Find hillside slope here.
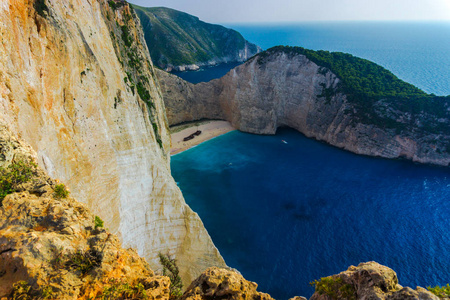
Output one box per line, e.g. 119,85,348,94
157,46,450,166
0,0,225,285
0,123,171,299
133,6,261,71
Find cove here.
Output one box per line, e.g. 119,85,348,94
171,128,450,299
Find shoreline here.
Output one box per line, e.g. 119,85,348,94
170,120,236,155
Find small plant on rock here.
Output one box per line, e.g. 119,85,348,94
53,183,69,199
427,284,450,297
95,215,104,229
65,249,102,276
100,279,148,300
310,276,356,300
0,161,35,203
11,281,32,300
158,253,183,299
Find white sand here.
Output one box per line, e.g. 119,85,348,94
170,120,235,155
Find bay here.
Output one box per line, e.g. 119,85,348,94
171,128,450,299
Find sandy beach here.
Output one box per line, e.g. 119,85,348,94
170,120,235,155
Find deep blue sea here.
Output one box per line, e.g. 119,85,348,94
172,129,450,299
177,22,450,96
171,22,450,299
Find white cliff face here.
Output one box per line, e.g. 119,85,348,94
159,51,450,166
0,0,225,285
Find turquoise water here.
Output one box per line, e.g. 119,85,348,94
171,129,450,299
171,22,450,298
177,22,450,96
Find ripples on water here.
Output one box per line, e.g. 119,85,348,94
171,129,450,299
171,22,450,299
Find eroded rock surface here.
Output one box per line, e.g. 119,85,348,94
182,267,274,300
0,124,170,299
0,0,225,285
158,50,450,166
310,262,441,300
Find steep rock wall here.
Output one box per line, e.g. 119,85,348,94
0,0,225,284
0,123,170,299
159,52,450,166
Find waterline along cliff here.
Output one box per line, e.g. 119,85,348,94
158,46,450,166
0,0,225,285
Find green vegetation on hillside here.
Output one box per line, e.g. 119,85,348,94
257,46,450,133
158,253,183,299
105,1,164,149
310,276,356,300
428,284,450,297
0,161,36,204
132,6,259,69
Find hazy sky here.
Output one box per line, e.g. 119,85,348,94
128,0,450,23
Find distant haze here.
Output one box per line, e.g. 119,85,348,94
128,0,450,23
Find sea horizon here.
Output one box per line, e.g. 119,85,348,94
176,21,450,96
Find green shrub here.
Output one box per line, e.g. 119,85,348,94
137,82,151,102
54,183,69,199
40,286,54,300
427,284,450,297
11,281,32,300
310,276,356,300
108,0,117,10
100,279,148,300
66,249,102,276
156,138,163,149
158,253,183,299
121,25,132,47
95,216,104,229
0,161,35,203
10,281,53,300
256,46,450,132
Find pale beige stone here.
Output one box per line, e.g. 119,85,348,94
0,0,225,286
159,52,450,166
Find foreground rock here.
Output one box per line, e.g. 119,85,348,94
0,0,225,285
182,267,274,300
158,49,450,167
310,262,440,300
0,124,169,299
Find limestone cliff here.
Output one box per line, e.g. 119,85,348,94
133,6,261,72
0,123,170,299
0,0,225,285
158,49,450,166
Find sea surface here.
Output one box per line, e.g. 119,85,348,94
172,129,450,299
172,62,241,84
171,22,450,299
176,22,450,96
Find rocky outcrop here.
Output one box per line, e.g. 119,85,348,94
0,124,170,299
134,6,261,71
310,262,440,300
181,263,443,300
158,50,450,166
181,267,274,300
0,0,225,285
